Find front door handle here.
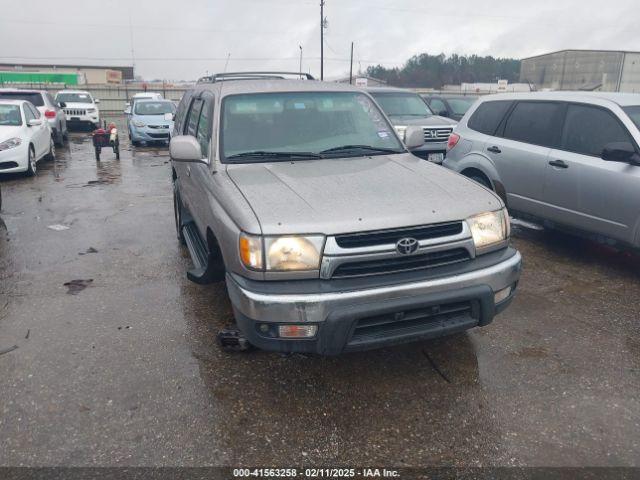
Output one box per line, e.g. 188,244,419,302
549,160,569,169
487,146,502,154
187,165,191,177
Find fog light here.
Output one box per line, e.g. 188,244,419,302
494,286,512,304
278,325,317,339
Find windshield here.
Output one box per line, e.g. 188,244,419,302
0,92,44,107
56,92,93,104
623,106,640,130
134,101,175,115
448,97,478,116
370,92,433,117
0,105,22,126
222,91,404,162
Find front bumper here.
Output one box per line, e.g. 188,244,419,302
130,126,171,142
227,248,522,355
410,142,448,163
66,115,99,127
0,144,29,173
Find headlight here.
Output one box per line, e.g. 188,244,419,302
467,209,509,253
87,108,96,113
133,120,145,128
265,236,324,271
239,233,324,272
0,137,22,152
394,125,407,141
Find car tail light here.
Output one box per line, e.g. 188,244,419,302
447,133,460,151
44,110,56,119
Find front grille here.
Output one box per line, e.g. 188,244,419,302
0,161,19,170
335,222,463,249
423,127,453,143
332,248,470,278
148,124,169,129
349,300,478,345
148,133,169,139
65,109,86,116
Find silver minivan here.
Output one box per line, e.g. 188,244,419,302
444,92,640,248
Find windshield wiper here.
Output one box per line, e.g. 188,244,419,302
320,145,405,155
226,150,323,160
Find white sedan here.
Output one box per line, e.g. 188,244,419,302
0,100,54,176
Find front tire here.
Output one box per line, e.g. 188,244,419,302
54,128,64,147
45,138,55,160
25,146,36,177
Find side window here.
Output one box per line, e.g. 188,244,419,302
502,101,564,148
562,104,633,157
185,98,203,136
196,94,214,157
467,101,513,135
174,91,193,134
429,98,447,114
28,104,41,118
24,105,35,122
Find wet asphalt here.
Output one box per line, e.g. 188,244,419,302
0,118,639,467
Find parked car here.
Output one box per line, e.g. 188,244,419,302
124,92,164,134
444,92,640,249
0,100,55,176
0,89,67,146
169,72,521,355
128,99,175,145
365,87,457,164
55,90,100,129
423,94,479,121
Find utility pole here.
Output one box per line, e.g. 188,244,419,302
299,45,303,76
320,0,326,80
349,42,354,85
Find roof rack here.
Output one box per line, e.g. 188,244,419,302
197,71,315,84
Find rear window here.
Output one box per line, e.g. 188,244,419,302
448,97,478,116
623,106,640,130
467,100,512,135
502,101,564,148
0,91,44,107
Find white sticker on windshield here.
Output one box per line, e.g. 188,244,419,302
378,130,390,138
294,103,306,110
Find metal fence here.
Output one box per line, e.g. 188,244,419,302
0,83,189,113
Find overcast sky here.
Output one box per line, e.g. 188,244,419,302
1,0,639,81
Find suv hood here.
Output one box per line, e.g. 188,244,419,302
227,154,501,236
63,102,96,109
388,115,457,126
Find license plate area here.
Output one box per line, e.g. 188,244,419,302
428,153,444,163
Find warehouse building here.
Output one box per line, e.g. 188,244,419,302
0,63,134,85
520,49,640,93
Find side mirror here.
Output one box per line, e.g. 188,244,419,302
601,142,640,165
94,99,100,104
27,119,43,127
170,135,206,163
58,102,67,108
124,105,131,115
438,110,449,117
404,125,425,149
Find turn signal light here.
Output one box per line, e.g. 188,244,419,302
447,133,460,151
278,325,318,339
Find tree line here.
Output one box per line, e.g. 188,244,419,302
366,53,521,88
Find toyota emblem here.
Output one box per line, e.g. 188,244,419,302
396,237,419,255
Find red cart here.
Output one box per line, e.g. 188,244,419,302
92,123,120,161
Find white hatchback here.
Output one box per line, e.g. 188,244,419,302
0,100,54,176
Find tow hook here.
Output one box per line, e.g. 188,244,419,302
217,328,252,352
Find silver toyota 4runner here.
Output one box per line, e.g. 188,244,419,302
170,72,522,355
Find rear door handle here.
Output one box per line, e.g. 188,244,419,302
549,160,569,169
187,165,191,177
487,146,502,154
